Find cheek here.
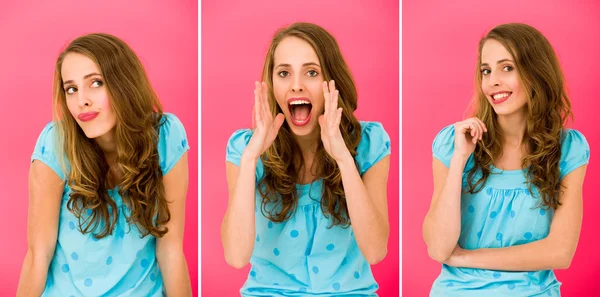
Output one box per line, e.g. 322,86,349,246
65,98,79,117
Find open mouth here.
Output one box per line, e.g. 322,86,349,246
288,98,313,126
491,92,512,104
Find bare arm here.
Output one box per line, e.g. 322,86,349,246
445,165,586,271
220,81,284,269
221,156,258,269
422,156,467,262
338,154,390,264
422,118,486,262
16,161,63,297
156,152,193,296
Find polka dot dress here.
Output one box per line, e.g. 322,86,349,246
226,122,391,296
31,113,189,296
429,124,590,297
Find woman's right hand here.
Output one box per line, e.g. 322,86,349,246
453,117,487,158
243,81,285,161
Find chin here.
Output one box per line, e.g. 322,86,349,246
286,118,318,136
78,125,113,139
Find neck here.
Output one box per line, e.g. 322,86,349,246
95,129,118,162
497,110,527,147
293,127,320,157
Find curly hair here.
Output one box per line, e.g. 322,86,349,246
467,23,573,210
53,33,170,239
257,23,363,227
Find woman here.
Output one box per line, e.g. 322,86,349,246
423,23,590,296
221,22,392,296
16,33,192,296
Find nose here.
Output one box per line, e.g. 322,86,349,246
291,75,304,92
489,72,501,87
77,89,92,108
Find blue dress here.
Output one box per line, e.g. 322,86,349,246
225,121,391,297
31,113,189,297
429,125,590,297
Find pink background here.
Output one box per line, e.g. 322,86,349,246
403,1,600,296
0,1,198,295
201,0,399,296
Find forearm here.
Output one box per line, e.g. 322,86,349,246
338,154,389,264
157,249,192,296
452,238,572,271
221,154,257,268
16,250,50,297
423,155,468,261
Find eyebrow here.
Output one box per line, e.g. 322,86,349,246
275,62,321,68
480,59,514,67
63,73,103,86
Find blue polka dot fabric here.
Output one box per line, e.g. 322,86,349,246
226,122,391,296
31,113,189,297
429,124,590,297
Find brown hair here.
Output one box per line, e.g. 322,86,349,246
258,22,362,227
53,33,170,238
467,23,572,209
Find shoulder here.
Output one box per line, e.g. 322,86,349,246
225,128,253,166
157,112,190,174
31,121,67,180
559,128,590,179
431,124,456,167
356,121,391,175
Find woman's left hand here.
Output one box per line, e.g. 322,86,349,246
319,80,351,163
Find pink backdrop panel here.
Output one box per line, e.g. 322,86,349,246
403,1,600,296
0,1,198,295
201,0,399,296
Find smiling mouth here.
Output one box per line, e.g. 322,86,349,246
288,99,313,126
491,92,512,104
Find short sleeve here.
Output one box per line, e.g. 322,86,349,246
356,122,391,175
31,122,67,180
432,124,457,168
225,129,264,180
559,129,590,180
158,113,190,175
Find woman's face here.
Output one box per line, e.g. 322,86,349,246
272,37,326,137
480,39,528,117
61,52,117,139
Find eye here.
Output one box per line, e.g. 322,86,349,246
65,87,77,94
481,69,491,75
503,65,514,72
307,70,318,77
277,71,289,78
91,80,104,88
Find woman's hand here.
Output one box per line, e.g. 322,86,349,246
318,80,351,162
453,117,487,158
244,81,285,161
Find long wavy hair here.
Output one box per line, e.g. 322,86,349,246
467,23,573,209
258,23,363,227
53,33,170,239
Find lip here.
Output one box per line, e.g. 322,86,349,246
489,91,512,105
78,112,99,122
287,97,312,127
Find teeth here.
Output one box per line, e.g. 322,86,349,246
290,100,310,105
493,93,510,100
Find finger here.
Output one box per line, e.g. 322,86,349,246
335,107,342,128
272,113,285,136
318,114,326,131
472,119,484,140
322,81,330,117
254,84,263,127
468,119,482,141
474,117,487,133
329,81,337,120
333,90,340,116
261,82,271,121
